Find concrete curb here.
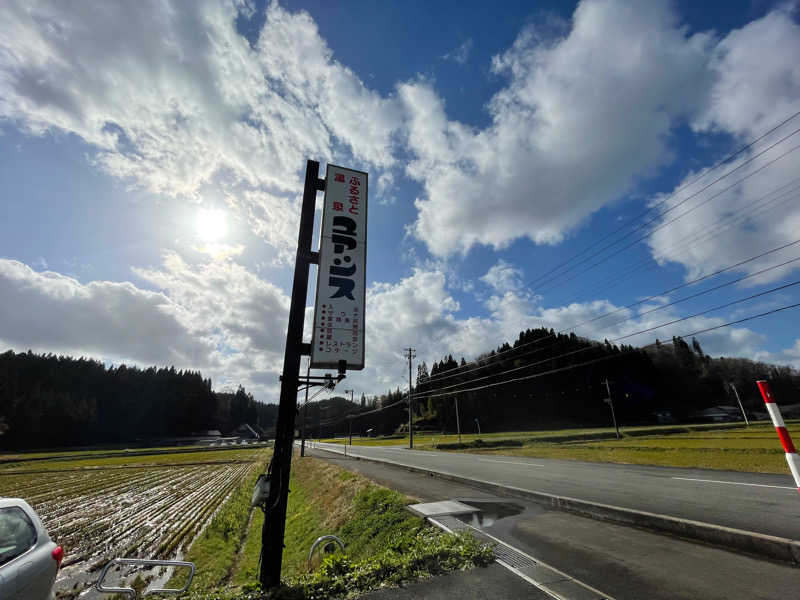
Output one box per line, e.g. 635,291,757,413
308,443,800,566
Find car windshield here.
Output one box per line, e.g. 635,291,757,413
0,507,37,567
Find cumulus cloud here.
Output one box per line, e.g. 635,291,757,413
403,0,713,256
343,266,769,394
0,0,402,257
0,253,294,400
481,260,524,292
694,6,800,138
647,7,800,283
0,256,783,399
0,259,212,367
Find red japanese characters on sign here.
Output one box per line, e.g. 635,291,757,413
310,164,367,370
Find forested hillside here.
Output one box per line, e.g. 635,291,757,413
310,327,800,437
0,350,277,449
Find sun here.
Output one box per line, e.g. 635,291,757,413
195,208,228,242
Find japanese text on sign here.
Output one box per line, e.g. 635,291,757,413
310,165,367,370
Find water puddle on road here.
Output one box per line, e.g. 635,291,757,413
454,500,524,528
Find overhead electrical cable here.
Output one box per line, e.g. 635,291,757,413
522,117,800,293
423,238,800,387
415,280,800,398
532,140,800,297
415,301,800,400
567,178,800,303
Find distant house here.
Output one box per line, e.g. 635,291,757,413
691,406,742,423
233,423,260,440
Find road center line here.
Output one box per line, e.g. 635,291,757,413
671,476,796,490
477,458,545,467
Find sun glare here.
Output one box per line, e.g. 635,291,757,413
196,208,228,242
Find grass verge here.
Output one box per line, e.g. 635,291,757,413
425,421,800,473
204,454,493,599
167,454,271,592
319,421,785,448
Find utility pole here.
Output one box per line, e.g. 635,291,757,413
602,378,620,439
404,348,416,449
730,383,749,426
455,396,461,443
260,160,325,589
344,389,354,444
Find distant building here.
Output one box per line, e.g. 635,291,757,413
690,406,743,423
233,423,260,440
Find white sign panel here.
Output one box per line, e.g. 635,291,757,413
310,164,367,370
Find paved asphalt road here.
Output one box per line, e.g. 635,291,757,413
308,442,800,539
309,447,800,599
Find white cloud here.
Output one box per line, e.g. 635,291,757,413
780,339,800,368
442,39,473,65
403,0,713,256
0,0,402,258
0,259,212,367
0,256,787,400
647,7,800,283
694,6,800,138
480,260,524,292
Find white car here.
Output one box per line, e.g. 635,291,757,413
0,498,62,600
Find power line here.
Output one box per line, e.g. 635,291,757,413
423,238,800,387
567,178,800,303
420,113,800,389
510,110,800,293
523,118,800,293
415,281,800,399
410,114,800,399
415,301,800,400
562,238,800,333
315,396,409,428
594,255,800,332
532,139,800,297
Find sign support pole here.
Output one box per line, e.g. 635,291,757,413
300,360,310,457
261,160,324,589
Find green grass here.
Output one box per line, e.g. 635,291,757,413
320,420,777,448
210,453,494,599
232,454,420,584
168,454,271,592
0,446,266,472
425,421,800,473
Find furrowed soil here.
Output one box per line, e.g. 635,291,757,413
0,444,270,599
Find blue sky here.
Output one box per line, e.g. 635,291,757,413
1,0,800,401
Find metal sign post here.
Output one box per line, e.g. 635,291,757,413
261,160,367,589
260,160,324,589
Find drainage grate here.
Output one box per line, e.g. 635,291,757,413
430,515,537,570
428,513,614,600
492,543,538,570
429,515,470,533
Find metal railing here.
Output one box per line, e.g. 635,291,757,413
307,535,345,570
95,558,195,598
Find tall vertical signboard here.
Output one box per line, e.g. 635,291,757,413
311,164,367,370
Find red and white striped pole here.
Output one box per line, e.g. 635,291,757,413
756,380,800,495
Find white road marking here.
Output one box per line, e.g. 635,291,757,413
477,458,545,467
672,476,796,490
